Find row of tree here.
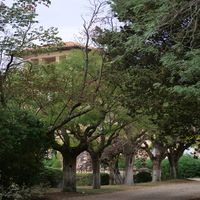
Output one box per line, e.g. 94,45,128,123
0,0,200,195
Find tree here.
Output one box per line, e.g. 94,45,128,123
5,0,118,192
143,139,167,182
0,0,60,107
101,138,124,185
122,124,146,185
0,107,48,189
8,44,125,192
95,1,200,182
8,49,103,192
88,107,129,189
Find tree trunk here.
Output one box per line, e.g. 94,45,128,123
152,159,161,182
109,161,115,185
91,154,101,189
168,155,178,179
62,154,77,192
114,159,123,184
124,154,134,185
109,159,122,185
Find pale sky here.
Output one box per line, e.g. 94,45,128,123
37,0,94,42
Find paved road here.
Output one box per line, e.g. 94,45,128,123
67,182,200,200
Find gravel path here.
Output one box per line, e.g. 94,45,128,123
65,181,200,200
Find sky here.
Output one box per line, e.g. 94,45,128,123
36,0,94,42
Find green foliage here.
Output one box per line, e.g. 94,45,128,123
39,168,109,187
0,184,32,200
178,155,200,178
160,155,200,179
0,0,60,58
95,0,200,160
76,173,110,186
0,107,49,188
100,173,110,185
134,172,152,183
161,159,170,180
43,153,62,168
118,157,125,168
76,173,93,186
43,153,62,169
40,167,62,187
136,155,200,180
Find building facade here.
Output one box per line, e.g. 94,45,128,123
23,42,84,64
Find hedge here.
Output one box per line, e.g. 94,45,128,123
135,155,200,180
40,168,109,187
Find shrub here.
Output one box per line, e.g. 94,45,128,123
178,155,200,178
39,168,62,187
76,173,109,186
100,173,110,185
0,184,32,200
40,168,109,187
0,108,49,188
43,153,62,169
135,155,200,180
76,173,93,186
134,171,152,183
161,159,170,180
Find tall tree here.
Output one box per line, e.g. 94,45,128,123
95,1,200,182
0,0,60,107
122,124,147,185
8,49,105,192
88,107,130,189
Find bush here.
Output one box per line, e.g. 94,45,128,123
100,173,110,185
0,108,49,188
40,168,109,187
39,168,62,187
0,184,32,200
76,173,110,186
43,153,62,169
178,155,200,178
134,171,152,183
161,159,170,180
76,173,93,186
135,155,200,180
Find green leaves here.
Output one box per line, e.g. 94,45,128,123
0,107,49,187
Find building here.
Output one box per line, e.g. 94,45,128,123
23,42,84,64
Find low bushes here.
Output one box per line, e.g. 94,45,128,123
39,155,200,187
160,155,200,179
39,168,62,187
178,155,200,178
76,173,109,186
40,168,109,187
135,155,200,180
134,171,152,183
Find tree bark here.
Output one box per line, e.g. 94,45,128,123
124,154,134,185
152,158,161,182
91,154,101,189
167,145,187,179
109,161,115,185
168,154,179,179
62,153,77,192
109,159,122,185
